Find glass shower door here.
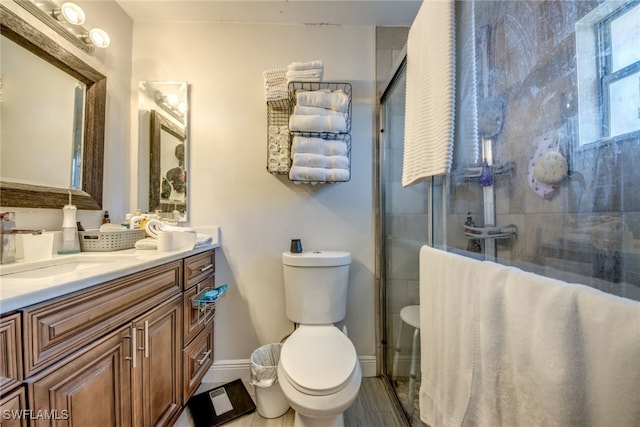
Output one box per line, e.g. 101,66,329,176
380,59,429,426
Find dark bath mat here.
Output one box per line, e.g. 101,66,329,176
187,379,255,427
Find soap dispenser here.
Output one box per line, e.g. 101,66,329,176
58,192,81,254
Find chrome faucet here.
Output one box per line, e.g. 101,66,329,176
0,212,45,264
1,212,17,264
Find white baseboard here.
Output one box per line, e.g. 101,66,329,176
204,355,378,384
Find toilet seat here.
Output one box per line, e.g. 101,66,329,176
280,325,357,397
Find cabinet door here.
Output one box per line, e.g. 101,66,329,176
132,295,182,427
27,325,133,427
0,386,28,427
0,313,22,394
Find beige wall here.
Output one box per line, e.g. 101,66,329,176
131,22,377,367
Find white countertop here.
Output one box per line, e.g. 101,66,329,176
0,228,220,314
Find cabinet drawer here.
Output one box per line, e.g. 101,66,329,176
184,250,215,290
183,322,214,402
183,276,215,345
23,261,182,377
0,313,23,394
0,386,28,427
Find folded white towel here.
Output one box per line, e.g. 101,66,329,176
263,68,288,101
266,90,289,101
296,90,349,113
195,234,213,247
291,136,348,156
287,60,324,71
327,168,350,182
99,223,127,232
293,105,348,119
292,153,349,169
286,69,323,83
135,237,158,250
289,114,347,133
289,166,326,182
288,166,349,182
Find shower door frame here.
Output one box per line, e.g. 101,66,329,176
377,53,433,425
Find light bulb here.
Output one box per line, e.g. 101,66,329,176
58,2,85,25
89,28,110,48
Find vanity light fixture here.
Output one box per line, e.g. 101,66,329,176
14,0,110,53
54,2,85,25
88,28,110,48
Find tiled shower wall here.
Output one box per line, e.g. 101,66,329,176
446,1,640,301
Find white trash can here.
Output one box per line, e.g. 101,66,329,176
249,343,290,418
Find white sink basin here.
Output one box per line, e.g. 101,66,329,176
0,254,137,279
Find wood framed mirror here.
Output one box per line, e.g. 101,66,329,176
0,5,106,210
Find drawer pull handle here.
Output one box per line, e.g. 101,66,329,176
197,350,211,366
199,264,214,273
144,320,149,358
125,327,137,368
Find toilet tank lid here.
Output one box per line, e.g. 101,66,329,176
282,251,351,267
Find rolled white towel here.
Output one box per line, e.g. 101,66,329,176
289,166,327,182
287,60,324,71
295,90,349,113
293,105,348,119
291,136,348,156
145,219,195,239
289,114,347,133
292,153,349,169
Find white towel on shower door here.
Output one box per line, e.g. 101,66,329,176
419,245,640,427
402,0,456,186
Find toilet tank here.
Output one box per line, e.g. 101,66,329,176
282,251,351,324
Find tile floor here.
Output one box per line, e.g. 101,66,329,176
175,377,408,427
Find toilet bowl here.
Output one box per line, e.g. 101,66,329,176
278,325,362,427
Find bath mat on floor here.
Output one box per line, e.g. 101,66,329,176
187,379,255,427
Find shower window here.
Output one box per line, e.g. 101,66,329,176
577,0,640,145
601,2,640,138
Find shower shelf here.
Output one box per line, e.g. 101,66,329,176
461,161,514,180
464,224,517,240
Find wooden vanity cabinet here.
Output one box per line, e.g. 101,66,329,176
3,249,217,427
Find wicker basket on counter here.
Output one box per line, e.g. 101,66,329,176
79,229,146,252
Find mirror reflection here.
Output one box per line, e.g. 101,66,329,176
138,81,189,221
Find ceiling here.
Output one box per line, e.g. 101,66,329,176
115,0,421,26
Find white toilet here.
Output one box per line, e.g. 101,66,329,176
278,251,362,427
